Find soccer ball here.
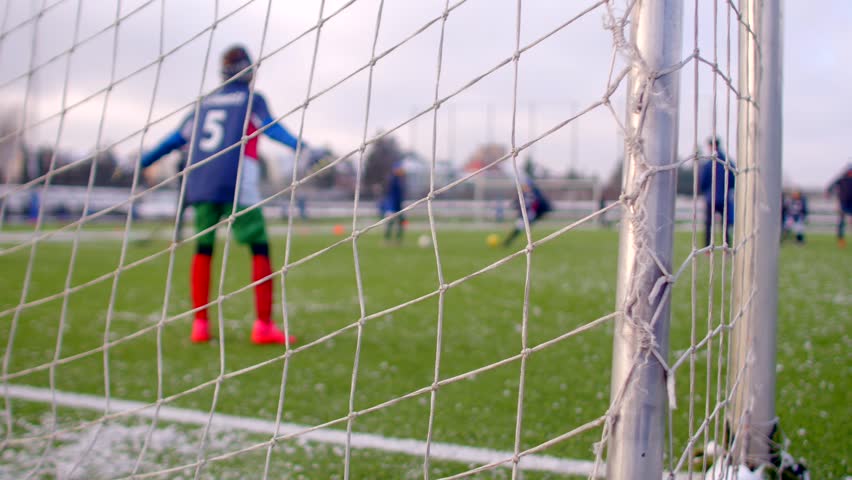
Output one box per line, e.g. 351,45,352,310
486,233,500,248
417,234,432,248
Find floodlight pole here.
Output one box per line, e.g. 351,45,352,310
729,0,783,467
607,1,682,479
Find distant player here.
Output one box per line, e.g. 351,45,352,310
826,164,852,248
380,161,406,244
502,177,552,247
780,192,791,241
783,190,808,244
134,45,321,345
699,136,736,247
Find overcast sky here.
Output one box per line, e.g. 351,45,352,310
1,0,849,188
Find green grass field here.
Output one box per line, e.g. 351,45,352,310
0,226,848,479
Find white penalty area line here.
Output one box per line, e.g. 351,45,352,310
6,384,601,478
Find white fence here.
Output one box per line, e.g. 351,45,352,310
0,185,842,231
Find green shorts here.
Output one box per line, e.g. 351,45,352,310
193,202,268,248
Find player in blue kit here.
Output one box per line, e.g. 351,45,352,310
827,164,852,248
134,45,323,345
502,177,552,247
783,190,809,244
699,136,736,248
380,162,406,244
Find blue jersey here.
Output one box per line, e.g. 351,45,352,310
828,168,852,211
514,180,551,218
381,172,405,213
785,196,808,221
141,82,303,206
699,149,736,207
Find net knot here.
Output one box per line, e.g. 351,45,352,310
624,134,643,157
622,306,659,354
618,190,638,206
602,11,628,53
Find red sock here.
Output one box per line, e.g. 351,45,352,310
252,254,273,324
191,253,212,321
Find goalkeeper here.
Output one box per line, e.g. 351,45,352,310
132,45,322,345
502,177,552,247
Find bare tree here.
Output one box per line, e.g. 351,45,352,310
0,108,23,183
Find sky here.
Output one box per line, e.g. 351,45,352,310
0,0,849,188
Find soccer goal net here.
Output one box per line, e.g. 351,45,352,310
0,0,790,478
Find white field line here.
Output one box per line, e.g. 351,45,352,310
0,230,153,243
6,384,602,477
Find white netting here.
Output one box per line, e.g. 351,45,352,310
0,0,781,479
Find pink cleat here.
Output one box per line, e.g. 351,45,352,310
251,320,296,345
190,319,211,343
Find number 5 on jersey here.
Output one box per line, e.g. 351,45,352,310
199,109,226,152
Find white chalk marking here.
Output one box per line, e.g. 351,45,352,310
5,384,600,477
